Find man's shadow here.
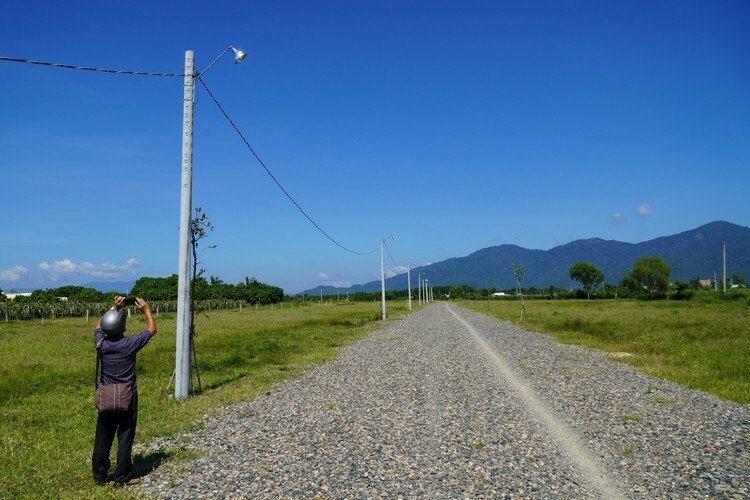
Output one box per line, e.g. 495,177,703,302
132,451,169,478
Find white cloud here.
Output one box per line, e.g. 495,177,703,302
636,203,652,218
0,265,28,282
386,265,409,278
330,281,352,288
318,272,351,289
37,258,139,281
611,212,625,224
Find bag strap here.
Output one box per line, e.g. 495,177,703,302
94,336,104,388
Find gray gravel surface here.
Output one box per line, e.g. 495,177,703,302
135,303,749,498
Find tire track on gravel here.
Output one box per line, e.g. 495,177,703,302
445,303,625,499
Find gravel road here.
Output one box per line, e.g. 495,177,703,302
135,303,749,498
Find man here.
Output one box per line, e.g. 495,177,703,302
92,296,156,486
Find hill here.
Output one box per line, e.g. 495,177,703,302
303,221,750,293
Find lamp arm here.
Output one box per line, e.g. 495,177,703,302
196,46,231,77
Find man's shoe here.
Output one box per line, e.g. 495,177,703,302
94,475,113,486
113,478,141,487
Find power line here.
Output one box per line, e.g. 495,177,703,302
383,240,400,269
0,56,184,77
1,54,376,256
197,77,376,256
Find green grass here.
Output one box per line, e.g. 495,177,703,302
4,297,748,497
0,301,410,499
462,299,750,404
620,413,644,422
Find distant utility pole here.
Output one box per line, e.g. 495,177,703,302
723,242,727,293
407,265,412,311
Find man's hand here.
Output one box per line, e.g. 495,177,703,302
113,296,125,310
134,297,150,312
135,297,157,335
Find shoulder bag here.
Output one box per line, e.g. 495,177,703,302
94,337,133,413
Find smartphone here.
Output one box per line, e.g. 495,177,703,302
123,298,137,306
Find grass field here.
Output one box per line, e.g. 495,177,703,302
0,301,403,499
461,298,750,405
2,297,748,498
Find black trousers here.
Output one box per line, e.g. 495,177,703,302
92,390,138,484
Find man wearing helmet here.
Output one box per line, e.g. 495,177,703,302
92,295,156,487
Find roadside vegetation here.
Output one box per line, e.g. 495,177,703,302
3,263,748,498
0,301,406,499
462,295,750,405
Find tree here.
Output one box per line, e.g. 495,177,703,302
623,256,671,299
131,275,179,300
184,207,217,394
191,207,216,293
671,280,692,300
569,261,605,299
511,261,526,321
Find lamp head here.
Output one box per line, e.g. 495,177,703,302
230,46,247,64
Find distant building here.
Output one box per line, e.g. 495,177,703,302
492,292,510,297
699,279,711,288
5,292,32,300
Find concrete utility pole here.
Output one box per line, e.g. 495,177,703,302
175,47,245,401
174,50,195,401
380,238,386,320
379,236,395,320
407,265,412,311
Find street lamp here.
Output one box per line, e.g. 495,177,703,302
380,236,395,320
175,46,246,401
199,46,246,76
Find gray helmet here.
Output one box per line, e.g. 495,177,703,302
101,309,126,336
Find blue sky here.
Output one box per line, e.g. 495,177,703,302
1,0,748,294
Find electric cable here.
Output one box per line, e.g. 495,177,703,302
0,56,184,77
0,54,377,256
197,77,376,256
383,241,400,269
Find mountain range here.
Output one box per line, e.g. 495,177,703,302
304,221,750,294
